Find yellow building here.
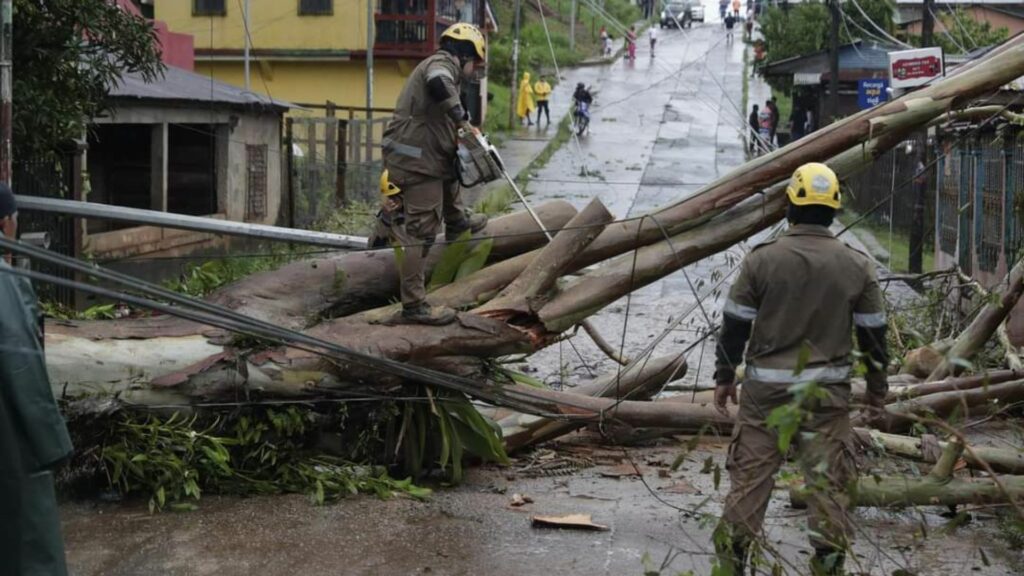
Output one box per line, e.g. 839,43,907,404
154,0,491,116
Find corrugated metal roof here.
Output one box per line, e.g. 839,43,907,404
109,65,293,111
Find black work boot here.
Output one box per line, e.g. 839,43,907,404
401,302,457,326
810,547,846,576
444,210,489,241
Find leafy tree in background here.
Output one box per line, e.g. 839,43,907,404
758,0,896,64
928,7,1008,54
14,0,164,161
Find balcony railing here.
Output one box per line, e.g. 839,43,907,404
375,0,483,58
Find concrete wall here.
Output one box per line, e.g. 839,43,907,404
904,6,1024,37
155,0,371,51
224,111,283,224
195,59,412,109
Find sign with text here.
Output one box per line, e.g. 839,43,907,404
889,47,944,89
858,79,889,109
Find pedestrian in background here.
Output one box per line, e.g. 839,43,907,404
748,104,760,154
517,71,535,126
789,105,806,141
758,104,773,151
767,97,780,146
533,74,552,125
600,26,610,56
648,26,658,57
719,0,729,22
0,183,75,576
745,8,754,40
626,25,637,60
724,13,737,43
732,0,741,18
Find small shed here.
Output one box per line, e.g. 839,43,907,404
763,40,900,125
85,66,292,260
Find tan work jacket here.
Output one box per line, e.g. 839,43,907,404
723,224,886,384
382,52,464,180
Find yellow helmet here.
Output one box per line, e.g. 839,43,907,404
785,162,841,209
380,169,401,197
440,23,486,61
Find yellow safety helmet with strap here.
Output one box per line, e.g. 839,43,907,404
785,162,841,209
380,169,401,197
440,23,486,62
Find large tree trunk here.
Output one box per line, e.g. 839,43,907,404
928,255,1024,381
42,39,1024,415
855,428,1024,474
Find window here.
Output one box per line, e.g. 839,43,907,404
246,145,268,220
193,0,226,16
298,0,333,15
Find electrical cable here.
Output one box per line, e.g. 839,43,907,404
846,0,912,49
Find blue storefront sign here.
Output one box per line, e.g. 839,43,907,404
858,79,889,109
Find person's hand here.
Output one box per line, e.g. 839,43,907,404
715,383,738,417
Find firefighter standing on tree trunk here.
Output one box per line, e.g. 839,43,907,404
712,163,890,576
378,23,489,326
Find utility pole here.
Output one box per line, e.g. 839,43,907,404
828,0,840,122
366,0,375,162
909,0,936,273
243,0,251,91
570,0,577,51
0,0,11,186
509,0,522,129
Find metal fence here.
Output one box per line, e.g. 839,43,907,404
845,127,1024,284
13,152,79,306
286,104,391,229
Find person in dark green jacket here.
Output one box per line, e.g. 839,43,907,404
0,183,74,576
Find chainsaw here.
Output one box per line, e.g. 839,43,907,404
457,127,553,241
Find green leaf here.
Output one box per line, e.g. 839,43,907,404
503,369,548,389
794,343,811,376
454,238,494,280
427,230,473,290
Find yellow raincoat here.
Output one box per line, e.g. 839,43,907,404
533,78,552,101
516,72,535,119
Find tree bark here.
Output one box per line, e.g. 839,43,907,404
855,429,1024,475
928,255,1024,381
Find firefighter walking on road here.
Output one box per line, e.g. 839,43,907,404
378,23,489,325
712,163,890,575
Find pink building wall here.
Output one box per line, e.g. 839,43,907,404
114,0,195,70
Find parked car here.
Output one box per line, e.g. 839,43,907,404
689,1,705,22
660,0,692,28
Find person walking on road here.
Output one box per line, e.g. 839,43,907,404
712,162,890,576
732,0,741,17
533,74,552,125
379,23,489,325
719,0,729,22
648,26,658,57
517,71,536,126
626,25,637,60
0,184,75,576
724,13,737,43
744,8,754,40
758,104,773,151
747,104,760,154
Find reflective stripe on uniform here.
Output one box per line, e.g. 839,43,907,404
723,298,758,321
746,364,851,384
382,137,423,159
853,311,887,328
426,68,455,82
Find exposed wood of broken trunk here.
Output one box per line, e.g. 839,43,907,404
927,254,1024,382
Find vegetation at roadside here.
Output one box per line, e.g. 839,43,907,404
487,0,640,132
838,210,935,273
758,0,894,67
910,7,1009,54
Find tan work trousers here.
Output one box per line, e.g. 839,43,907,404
387,172,465,307
721,380,855,551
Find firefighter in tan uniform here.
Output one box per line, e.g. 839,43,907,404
713,163,890,576
378,23,489,325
